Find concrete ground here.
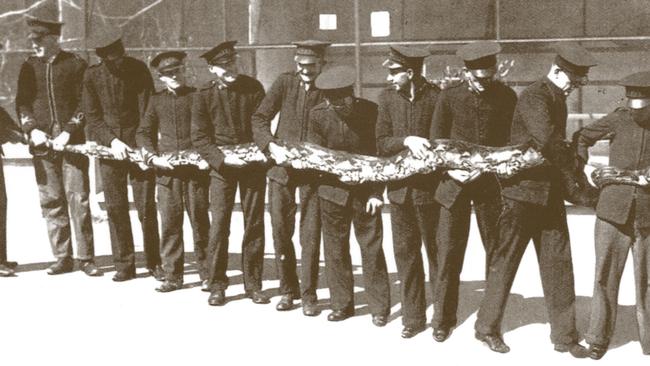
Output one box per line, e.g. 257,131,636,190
0,162,646,366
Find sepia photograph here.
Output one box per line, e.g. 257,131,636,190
0,1,649,365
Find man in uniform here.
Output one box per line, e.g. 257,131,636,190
474,44,595,357
136,51,210,293
376,45,440,338
251,40,330,315
192,41,269,306
83,29,162,282
430,41,517,342
15,8,98,276
307,65,390,326
576,71,650,359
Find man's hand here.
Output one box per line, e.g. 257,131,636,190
196,159,210,170
224,154,247,167
151,155,174,170
365,197,384,215
110,138,132,160
447,169,481,184
50,131,71,152
30,129,48,147
403,136,431,160
268,141,295,165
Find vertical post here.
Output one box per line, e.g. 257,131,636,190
495,0,501,41
83,0,90,60
353,0,361,97
576,0,588,131
248,0,259,78
222,0,228,41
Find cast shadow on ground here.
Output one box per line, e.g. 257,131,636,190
13,251,641,349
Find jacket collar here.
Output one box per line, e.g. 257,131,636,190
397,75,429,102
543,76,567,101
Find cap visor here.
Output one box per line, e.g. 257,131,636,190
627,98,650,109
294,55,319,64
382,59,403,69
159,65,183,74
469,68,496,78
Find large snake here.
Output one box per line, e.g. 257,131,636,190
38,139,650,208
46,140,545,181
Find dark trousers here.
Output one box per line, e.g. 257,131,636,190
208,166,266,292
586,216,650,354
433,188,502,329
320,197,390,316
99,159,160,273
0,159,6,263
157,168,210,282
268,177,321,303
475,195,579,345
390,200,439,328
33,154,94,261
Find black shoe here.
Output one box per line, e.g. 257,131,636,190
46,258,73,275
247,290,270,304
208,290,226,306
475,332,510,353
276,294,294,311
147,265,165,281
587,344,607,360
302,302,320,317
401,325,426,339
372,314,387,327
79,261,101,277
201,279,210,292
0,263,15,277
554,342,589,358
432,327,451,343
156,279,183,293
112,271,136,282
327,309,354,322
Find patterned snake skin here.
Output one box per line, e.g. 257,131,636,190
274,140,544,183
50,140,545,182
34,139,608,207
591,166,650,189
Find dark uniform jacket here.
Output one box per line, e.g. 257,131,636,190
251,72,325,185
575,107,650,227
16,51,87,144
191,75,265,177
136,85,198,185
501,77,568,206
137,85,196,154
82,56,154,147
307,98,384,206
376,76,440,205
431,81,517,209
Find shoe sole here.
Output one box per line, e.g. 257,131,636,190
401,327,426,339
157,287,182,293
47,269,73,275
476,334,510,353
82,271,102,277
112,275,135,282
